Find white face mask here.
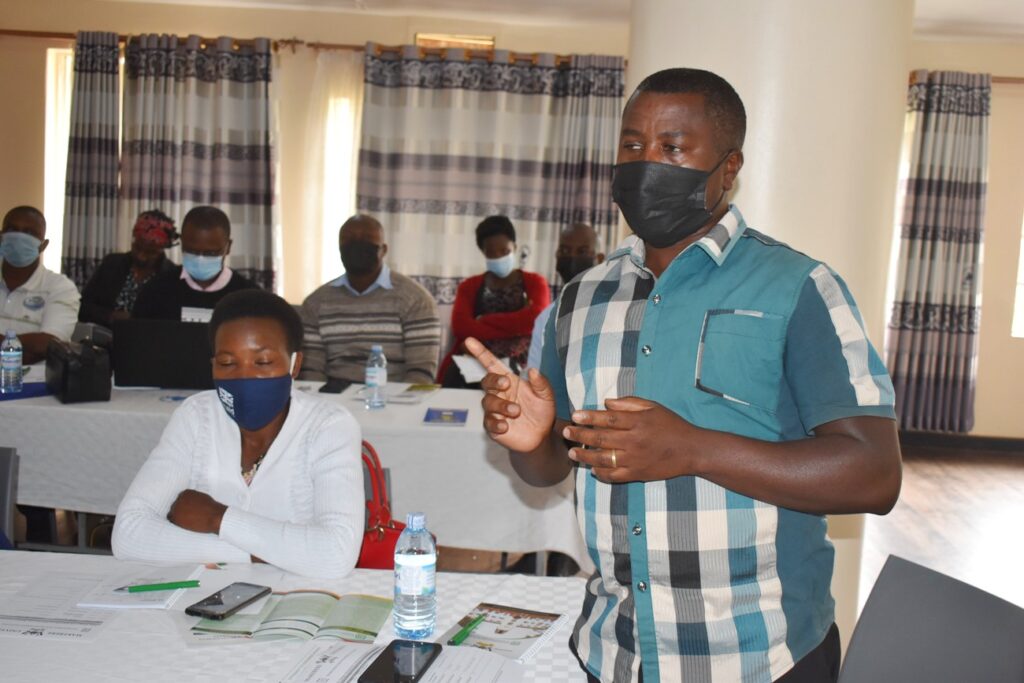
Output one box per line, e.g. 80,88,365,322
486,253,516,279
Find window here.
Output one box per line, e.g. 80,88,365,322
43,47,74,273
318,95,359,281
1012,219,1024,338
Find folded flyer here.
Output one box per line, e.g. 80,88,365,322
436,602,568,663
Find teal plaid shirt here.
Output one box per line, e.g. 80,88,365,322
541,206,895,683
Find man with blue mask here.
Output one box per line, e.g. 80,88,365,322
133,205,257,322
468,68,902,683
0,206,80,364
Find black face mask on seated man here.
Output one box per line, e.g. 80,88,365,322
556,256,596,284
340,241,381,276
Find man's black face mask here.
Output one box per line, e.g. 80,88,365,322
556,256,596,284
611,151,732,248
341,241,381,275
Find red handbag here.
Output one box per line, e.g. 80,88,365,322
357,440,405,569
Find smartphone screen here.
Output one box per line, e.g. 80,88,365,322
184,581,271,620
358,639,443,683
319,377,352,394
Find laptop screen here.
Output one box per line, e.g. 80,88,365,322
111,319,213,389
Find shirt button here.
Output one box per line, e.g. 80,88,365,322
637,581,648,592
652,294,662,305
632,524,643,536
641,345,652,356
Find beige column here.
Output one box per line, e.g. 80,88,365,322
627,0,913,653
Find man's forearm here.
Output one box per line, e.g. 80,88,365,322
692,417,901,515
509,419,574,487
19,332,57,364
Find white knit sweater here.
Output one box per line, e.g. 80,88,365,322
112,389,363,578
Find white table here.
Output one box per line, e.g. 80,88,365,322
0,382,590,568
0,550,588,682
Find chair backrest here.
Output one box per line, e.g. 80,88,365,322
839,555,1024,683
0,447,19,549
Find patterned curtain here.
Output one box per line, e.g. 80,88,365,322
120,35,276,289
62,31,120,289
357,44,624,306
885,70,990,433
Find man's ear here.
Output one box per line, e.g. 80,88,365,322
224,238,233,257
380,243,388,260
38,238,50,254
722,151,744,192
291,351,303,379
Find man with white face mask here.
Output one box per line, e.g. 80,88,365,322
0,206,80,364
133,205,257,322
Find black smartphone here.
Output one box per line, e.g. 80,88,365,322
319,377,353,394
357,639,443,683
183,581,271,620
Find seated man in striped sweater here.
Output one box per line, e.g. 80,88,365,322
299,214,441,385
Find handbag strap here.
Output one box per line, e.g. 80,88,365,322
362,440,393,527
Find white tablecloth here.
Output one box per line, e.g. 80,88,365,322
0,551,588,682
0,382,590,567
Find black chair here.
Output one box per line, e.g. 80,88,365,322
839,555,1024,683
0,447,19,549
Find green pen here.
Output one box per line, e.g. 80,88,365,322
447,613,486,646
113,580,200,593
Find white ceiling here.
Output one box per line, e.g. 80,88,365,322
108,0,1024,39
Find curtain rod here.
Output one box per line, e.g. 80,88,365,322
0,29,577,66
906,69,1024,85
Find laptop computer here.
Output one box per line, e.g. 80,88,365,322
112,319,214,389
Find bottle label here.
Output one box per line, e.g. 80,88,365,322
394,553,436,595
365,366,387,388
1,351,20,372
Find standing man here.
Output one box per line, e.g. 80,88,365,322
299,214,441,384
133,206,256,322
526,222,605,372
0,206,80,364
469,68,901,683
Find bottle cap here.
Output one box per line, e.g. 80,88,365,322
371,344,383,352
406,512,426,530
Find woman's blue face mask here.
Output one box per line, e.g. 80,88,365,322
215,353,296,431
486,253,516,279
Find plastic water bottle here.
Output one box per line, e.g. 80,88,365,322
393,512,437,639
0,330,22,394
365,344,388,410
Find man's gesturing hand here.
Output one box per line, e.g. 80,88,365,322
465,337,556,452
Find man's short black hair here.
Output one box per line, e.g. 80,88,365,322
209,289,304,354
3,206,46,231
475,215,516,250
182,205,231,237
630,68,746,152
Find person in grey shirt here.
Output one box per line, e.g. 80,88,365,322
299,214,441,384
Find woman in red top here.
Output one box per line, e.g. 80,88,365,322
439,215,550,387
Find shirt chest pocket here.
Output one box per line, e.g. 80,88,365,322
695,310,786,412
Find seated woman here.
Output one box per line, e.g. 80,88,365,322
78,209,179,325
111,289,363,578
439,215,550,387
